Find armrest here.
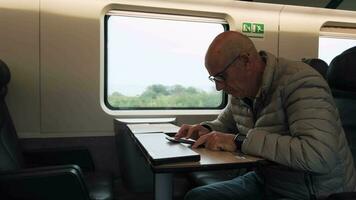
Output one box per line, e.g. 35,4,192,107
0,165,91,200
23,147,95,172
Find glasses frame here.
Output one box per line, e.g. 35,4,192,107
208,54,242,83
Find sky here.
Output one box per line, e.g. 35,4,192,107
107,15,224,96
319,37,356,64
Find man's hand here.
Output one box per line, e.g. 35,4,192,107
192,131,237,152
175,124,211,140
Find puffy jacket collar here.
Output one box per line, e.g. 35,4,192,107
233,51,278,108
259,51,278,101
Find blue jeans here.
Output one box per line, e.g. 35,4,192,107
185,171,286,200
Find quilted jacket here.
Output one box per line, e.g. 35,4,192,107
203,51,356,199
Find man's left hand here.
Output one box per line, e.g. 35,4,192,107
192,132,237,152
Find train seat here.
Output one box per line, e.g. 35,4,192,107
0,59,114,200
323,46,356,199
302,58,329,79
327,46,356,166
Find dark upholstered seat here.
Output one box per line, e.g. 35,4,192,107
0,59,114,200
323,46,356,200
327,46,356,162
302,58,328,79
328,46,356,92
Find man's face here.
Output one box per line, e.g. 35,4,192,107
207,54,252,98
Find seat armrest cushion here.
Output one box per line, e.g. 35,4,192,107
0,165,91,200
23,147,95,172
84,172,114,200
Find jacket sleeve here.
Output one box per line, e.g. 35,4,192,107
242,71,341,174
201,96,239,133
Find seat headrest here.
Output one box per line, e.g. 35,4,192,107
0,59,10,86
327,46,356,92
0,60,10,98
302,58,328,79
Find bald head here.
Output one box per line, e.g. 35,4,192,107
205,31,258,72
204,31,265,98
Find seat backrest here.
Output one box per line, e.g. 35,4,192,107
0,59,24,171
0,165,90,200
302,58,328,79
328,46,356,92
327,47,356,163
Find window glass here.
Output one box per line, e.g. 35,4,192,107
319,37,356,64
105,12,227,109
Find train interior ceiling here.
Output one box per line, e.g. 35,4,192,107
1,0,356,199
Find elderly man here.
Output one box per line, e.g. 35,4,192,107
175,31,356,200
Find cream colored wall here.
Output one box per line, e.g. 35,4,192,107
0,1,40,135
279,5,356,60
1,0,354,138
40,0,112,135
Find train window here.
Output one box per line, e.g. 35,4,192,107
104,11,228,114
319,26,356,64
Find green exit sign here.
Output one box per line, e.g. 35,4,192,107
242,22,265,38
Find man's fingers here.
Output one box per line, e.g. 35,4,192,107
201,132,224,151
204,133,216,150
186,125,197,139
175,124,190,139
186,125,201,139
176,124,210,140
192,134,208,148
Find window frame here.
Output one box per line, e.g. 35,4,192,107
102,11,229,115
319,24,356,64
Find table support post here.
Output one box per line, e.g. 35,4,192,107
155,173,173,200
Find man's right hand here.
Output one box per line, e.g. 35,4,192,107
175,124,211,140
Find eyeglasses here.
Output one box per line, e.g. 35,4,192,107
208,54,242,83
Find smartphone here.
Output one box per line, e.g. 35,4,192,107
165,136,196,145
